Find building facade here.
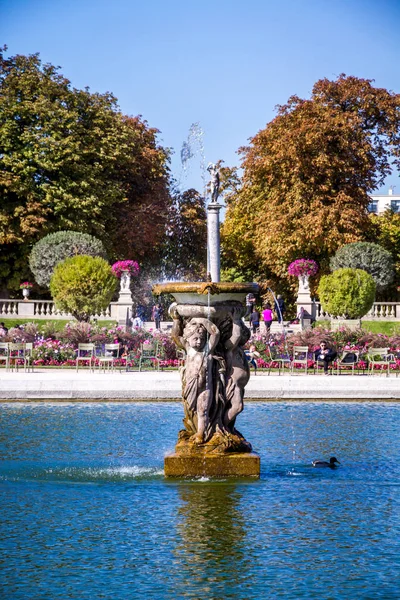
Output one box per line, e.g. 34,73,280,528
368,187,400,214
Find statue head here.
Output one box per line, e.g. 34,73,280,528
184,322,207,351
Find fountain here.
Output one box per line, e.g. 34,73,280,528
153,164,260,477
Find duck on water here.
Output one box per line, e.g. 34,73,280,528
312,457,341,468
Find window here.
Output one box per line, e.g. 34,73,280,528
368,200,378,213
390,200,400,213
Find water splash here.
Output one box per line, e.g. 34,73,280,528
179,122,207,194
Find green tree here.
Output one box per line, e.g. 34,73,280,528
318,268,376,319
222,75,400,290
160,188,207,281
0,48,170,292
30,230,107,287
330,242,394,292
50,255,117,322
370,211,400,293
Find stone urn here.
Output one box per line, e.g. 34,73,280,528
22,288,30,300
152,281,260,478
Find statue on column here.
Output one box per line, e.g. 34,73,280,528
207,163,220,204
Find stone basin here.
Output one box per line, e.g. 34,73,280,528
152,281,259,306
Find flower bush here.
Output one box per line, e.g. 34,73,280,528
32,339,76,365
19,281,33,289
246,325,400,371
288,259,318,277
0,320,399,371
111,260,140,278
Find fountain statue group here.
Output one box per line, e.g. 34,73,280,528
170,301,252,455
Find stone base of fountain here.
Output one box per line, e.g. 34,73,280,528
164,427,260,478
164,452,260,478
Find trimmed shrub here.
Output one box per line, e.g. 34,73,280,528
318,268,376,319
50,256,117,322
330,242,394,292
30,231,108,287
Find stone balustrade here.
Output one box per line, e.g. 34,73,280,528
314,301,400,321
1,298,400,324
0,299,118,321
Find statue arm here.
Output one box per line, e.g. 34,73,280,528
169,303,185,349
225,307,243,350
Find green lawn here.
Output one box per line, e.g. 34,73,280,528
314,319,399,335
361,321,400,335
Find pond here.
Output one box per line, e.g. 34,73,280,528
0,402,399,599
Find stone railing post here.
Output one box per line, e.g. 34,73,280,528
17,301,35,319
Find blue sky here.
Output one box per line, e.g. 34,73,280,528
1,0,400,194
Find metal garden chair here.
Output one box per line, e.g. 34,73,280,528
367,348,396,377
336,350,360,376
266,346,291,375
76,343,95,372
138,342,161,371
291,346,309,375
97,343,120,372
0,342,9,370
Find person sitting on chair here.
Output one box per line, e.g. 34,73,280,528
314,340,337,375
245,344,261,374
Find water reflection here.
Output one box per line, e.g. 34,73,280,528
175,483,252,597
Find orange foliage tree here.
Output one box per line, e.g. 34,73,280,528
222,75,400,296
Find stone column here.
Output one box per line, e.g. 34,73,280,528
207,203,223,282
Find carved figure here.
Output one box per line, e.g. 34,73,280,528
170,306,219,443
169,301,253,454
120,271,130,290
207,163,220,203
223,307,251,431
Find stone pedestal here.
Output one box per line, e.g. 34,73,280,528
165,452,260,478
296,275,315,323
17,301,35,318
117,270,133,327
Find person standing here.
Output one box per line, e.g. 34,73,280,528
245,293,256,317
274,295,286,323
249,307,260,334
262,302,274,335
152,303,163,330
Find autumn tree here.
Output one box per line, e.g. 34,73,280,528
222,75,400,294
0,48,171,292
